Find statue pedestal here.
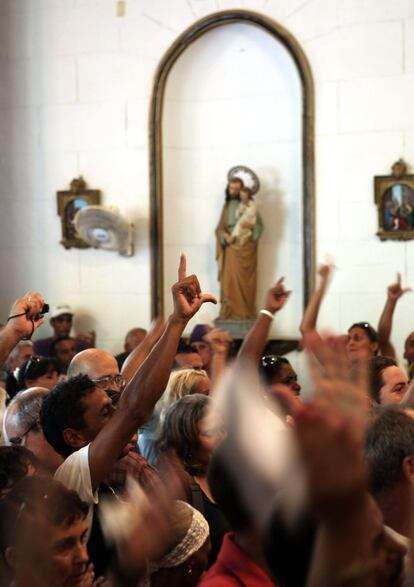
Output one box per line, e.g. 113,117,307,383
213,318,300,357
214,319,255,339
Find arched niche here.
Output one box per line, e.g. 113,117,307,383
149,10,315,331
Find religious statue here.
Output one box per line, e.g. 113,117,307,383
215,166,263,320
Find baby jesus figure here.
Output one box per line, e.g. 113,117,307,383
230,186,257,246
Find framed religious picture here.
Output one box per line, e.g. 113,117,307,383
57,177,101,249
375,159,414,241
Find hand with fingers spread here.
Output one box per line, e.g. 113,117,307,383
289,332,369,516
171,254,217,322
304,331,370,417
387,272,411,302
5,291,46,340
264,277,292,315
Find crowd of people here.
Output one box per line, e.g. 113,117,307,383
1,255,414,586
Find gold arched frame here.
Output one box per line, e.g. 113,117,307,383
149,9,315,318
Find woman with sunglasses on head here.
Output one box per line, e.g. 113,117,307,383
16,356,59,392
347,322,379,364
259,354,302,415
237,277,303,416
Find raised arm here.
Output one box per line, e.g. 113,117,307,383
0,292,45,368
88,255,217,490
299,264,333,337
377,273,411,359
121,317,166,384
296,334,380,587
237,278,291,365
203,328,231,389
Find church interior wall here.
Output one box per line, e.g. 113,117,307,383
0,0,413,356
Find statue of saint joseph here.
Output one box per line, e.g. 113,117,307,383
215,175,263,320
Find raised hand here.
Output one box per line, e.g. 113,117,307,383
318,262,334,281
304,331,370,417
387,272,411,302
171,254,217,321
292,400,368,517
204,327,231,356
5,291,45,340
264,277,292,315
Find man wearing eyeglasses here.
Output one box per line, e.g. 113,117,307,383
40,255,217,577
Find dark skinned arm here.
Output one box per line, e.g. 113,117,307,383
237,278,291,365
121,317,166,385
88,254,217,491
377,273,411,359
299,264,333,338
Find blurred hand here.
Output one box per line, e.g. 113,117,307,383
304,331,370,417
387,272,411,302
292,399,368,518
5,291,45,339
264,278,292,314
204,328,231,356
171,254,217,321
81,564,108,587
294,332,369,515
318,262,335,280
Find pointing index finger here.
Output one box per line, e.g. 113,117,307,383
178,253,187,281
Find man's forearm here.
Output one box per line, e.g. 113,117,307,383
121,324,166,385
121,315,187,424
0,326,21,370
238,313,273,364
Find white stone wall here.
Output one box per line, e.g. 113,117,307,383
162,22,303,337
0,0,413,358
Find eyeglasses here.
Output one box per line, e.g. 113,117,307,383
9,420,40,446
92,374,126,391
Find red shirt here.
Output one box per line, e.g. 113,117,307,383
199,532,276,586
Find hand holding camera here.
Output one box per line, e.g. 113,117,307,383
6,291,49,340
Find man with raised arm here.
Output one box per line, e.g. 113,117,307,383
0,292,45,369
40,254,216,577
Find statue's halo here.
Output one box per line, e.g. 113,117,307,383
228,166,260,196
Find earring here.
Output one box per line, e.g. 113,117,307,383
187,567,193,574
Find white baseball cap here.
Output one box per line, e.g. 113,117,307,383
51,305,74,319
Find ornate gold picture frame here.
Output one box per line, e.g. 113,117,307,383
57,177,101,249
375,159,414,241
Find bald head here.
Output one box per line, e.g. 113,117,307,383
5,387,49,435
3,387,63,474
68,348,119,380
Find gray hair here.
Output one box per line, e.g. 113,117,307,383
5,389,47,438
365,406,414,496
